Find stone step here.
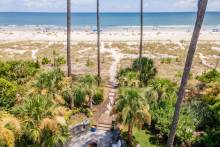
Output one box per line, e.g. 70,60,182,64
109,92,115,97
97,126,111,131
97,123,112,128
109,89,117,93
97,123,112,131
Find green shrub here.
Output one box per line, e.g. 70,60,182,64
55,57,66,66
0,78,17,108
116,67,132,80
196,69,220,83
41,57,51,65
71,107,93,117
160,58,172,64
150,100,196,145
118,70,140,87
73,85,86,107
176,70,193,79
197,128,220,147
86,56,95,67
35,68,64,92
80,74,97,85
132,58,157,85
0,61,40,84
92,89,104,105
81,108,93,117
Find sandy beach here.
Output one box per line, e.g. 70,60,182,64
0,27,220,42
0,26,220,82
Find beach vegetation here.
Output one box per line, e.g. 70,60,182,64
160,58,172,64
55,57,66,66
34,68,64,93
86,56,95,67
132,57,157,85
113,88,151,145
0,78,17,108
0,60,40,84
41,57,51,65
196,68,220,83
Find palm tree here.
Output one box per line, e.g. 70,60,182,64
145,78,177,103
67,0,72,77
13,94,68,146
167,0,208,146
97,0,101,86
113,88,151,145
118,71,140,87
80,75,97,109
132,57,157,85
0,111,22,147
139,0,143,59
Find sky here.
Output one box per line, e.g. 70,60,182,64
0,0,219,12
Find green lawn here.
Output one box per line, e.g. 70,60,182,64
133,128,159,147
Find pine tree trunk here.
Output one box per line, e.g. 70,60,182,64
167,0,208,146
97,0,101,86
67,0,72,77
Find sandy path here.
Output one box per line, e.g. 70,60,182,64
199,53,220,70
32,49,38,61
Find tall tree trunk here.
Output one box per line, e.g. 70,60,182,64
70,96,74,109
139,0,143,59
215,56,219,69
139,0,144,83
97,0,101,86
128,122,133,145
167,0,208,147
67,0,72,77
89,96,93,109
157,91,162,103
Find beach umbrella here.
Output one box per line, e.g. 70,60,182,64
67,0,72,77
167,0,208,146
97,0,101,86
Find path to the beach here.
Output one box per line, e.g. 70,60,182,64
67,43,120,147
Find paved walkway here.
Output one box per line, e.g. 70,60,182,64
66,130,113,147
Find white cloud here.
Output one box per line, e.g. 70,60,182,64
74,0,95,5
207,0,220,11
0,0,219,12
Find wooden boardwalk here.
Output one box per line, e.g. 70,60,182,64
97,82,117,131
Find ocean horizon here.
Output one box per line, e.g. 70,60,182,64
0,12,220,28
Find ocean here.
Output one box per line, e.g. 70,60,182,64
0,12,220,28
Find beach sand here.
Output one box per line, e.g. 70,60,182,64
0,26,219,83
0,27,220,42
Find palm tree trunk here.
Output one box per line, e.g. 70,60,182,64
97,0,101,86
215,55,219,69
157,91,162,103
89,96,93,109
128,122,133,145
139,0,144,84
70,96,74,109
139,0,143,59
167,0,208,146
67,0,72,77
